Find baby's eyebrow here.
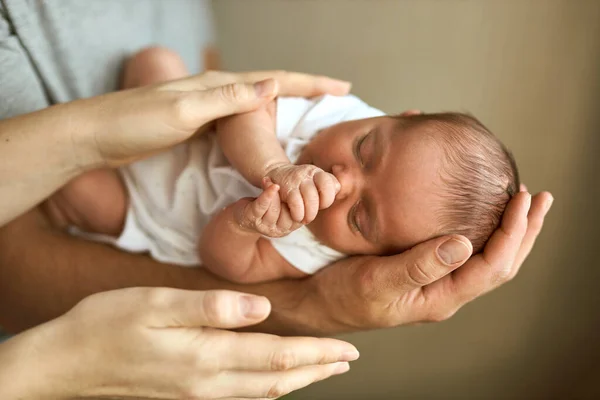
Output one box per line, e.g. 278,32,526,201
365,124,388,244
364,196,380,244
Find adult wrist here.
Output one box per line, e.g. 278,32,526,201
0,319,74,399
62,98,110,172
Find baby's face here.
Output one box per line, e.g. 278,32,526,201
298,116,446,255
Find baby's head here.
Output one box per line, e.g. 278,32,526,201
300,111,519,256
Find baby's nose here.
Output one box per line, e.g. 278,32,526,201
332,164,353,200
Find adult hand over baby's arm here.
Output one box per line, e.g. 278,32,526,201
0,69,350,226
247,190,552,335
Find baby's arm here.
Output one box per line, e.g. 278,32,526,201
199,181,307,283
216,102,340,224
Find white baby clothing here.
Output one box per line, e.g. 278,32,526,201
114,94,384,274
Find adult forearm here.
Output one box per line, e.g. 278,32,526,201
0,209,212,331
0,101,102,226
0,208,314,336
0,320,64,399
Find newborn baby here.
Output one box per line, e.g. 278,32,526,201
48,92,519,283
47,55,519,284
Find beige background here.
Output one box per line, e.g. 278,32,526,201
212,1,600,399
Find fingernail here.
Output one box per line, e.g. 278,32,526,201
437,238,471,265
241,295,270,319
339,349,360,362
336,80,352,91
254,79,277,98
545,196,554,212
333,362,350,375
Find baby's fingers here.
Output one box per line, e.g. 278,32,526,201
278,203,304,233
286,189,305,223
314,171,340,210
262,187,282,226
250,184,280,219
299,181,319,224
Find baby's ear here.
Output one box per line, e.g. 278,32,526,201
399,109,422,117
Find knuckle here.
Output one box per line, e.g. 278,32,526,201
145,287,172,309
221,82,250,102
266,380,290,399
181,383,209,400
493,266,513,285
406,260,435,286
201,291,231,325
170,93,196,126
270,349,297,371
426,307,458,323
202,69,220,79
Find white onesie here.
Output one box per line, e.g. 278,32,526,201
113,94,384,274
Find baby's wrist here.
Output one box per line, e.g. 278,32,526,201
263,161,292,180
231,200,258,234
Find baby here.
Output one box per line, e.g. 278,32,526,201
46,50,519,283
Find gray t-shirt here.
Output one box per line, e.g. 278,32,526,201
0,0,215,119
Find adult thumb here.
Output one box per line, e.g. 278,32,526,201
147,289,272,329
194,78,278,122
397,235,473,289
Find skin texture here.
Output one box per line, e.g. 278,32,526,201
299,116,446,255
0,288,356,399
0,48,553,341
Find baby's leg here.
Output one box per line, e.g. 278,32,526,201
45,47,191,235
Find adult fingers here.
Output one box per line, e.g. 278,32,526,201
164,70,351,98
216,362,350,399
365,234,472,305
173,79,278,129
211,331,359,371
446,191,531,303
141,288,272,329
513,191,553,270
237,70,351,97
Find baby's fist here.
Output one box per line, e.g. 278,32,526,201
234,182,302,238
265,164,340,224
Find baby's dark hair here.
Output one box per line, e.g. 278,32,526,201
394,112,520,253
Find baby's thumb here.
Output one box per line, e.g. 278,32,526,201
196,79,278,122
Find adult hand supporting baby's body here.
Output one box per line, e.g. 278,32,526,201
85,70,351,168
0,69,351,227
246,188,552,335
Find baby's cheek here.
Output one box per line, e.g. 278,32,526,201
310,207,351,253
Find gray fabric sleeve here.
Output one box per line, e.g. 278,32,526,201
0,3,49,119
